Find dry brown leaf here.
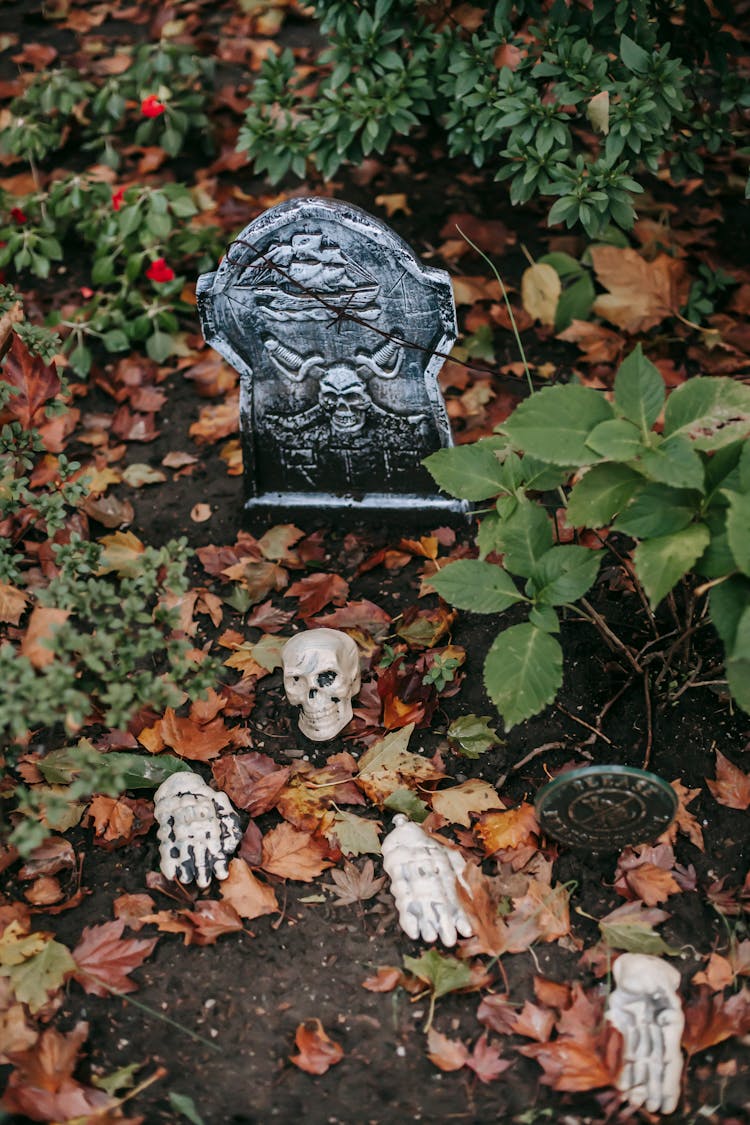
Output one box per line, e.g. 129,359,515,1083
556,319,624,365
219,858,278,920
660,779,705,850
23,876,63,906
430,780,504,827
590,246,691,333
260,823,333,882
19,607,70,669
427,1027,469,1071
707,750,750,810
0,583,29,626
521,262,561,327
71,919,158,996
512,1000,557,1043
0,334,61,429
682,986,750,1056
190,503,212,522
289,1018,344,1075
692,953,734,991
361,966,403,992
159,708,234,761
285,572,350,618
620,862,681,906
112,894,156,932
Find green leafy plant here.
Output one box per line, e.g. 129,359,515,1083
239,0,747,235
426,346,750,729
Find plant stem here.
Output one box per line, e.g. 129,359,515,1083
578,598,643,675
455,226,535,395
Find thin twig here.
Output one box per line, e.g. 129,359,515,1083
641,673,653,770
555,705,613,746
588,530,658,638
511,741,568,771
579,598,643,675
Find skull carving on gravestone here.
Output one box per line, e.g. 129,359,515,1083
282,628,361,741
318,367,371,436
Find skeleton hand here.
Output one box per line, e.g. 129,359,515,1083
606,953,684,1114
154,772,242,889
381,815,474,946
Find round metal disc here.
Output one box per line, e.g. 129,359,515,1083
534,765,678,851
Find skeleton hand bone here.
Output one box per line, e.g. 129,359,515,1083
606,953,684,1114
381,815,474,946
154,772,242,889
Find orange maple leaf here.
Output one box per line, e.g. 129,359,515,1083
159,708,234,761
285,571,350,617
590,246,691,333
474,804,539,854
260,823,333,881
219,858,278,920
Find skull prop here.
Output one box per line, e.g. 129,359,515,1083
283,628,361,741
318,367,372,435
154,771,242,889
381,814,474,947
606,953,684,1115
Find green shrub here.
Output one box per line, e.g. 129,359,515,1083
239,0,749,235
425,346,750,729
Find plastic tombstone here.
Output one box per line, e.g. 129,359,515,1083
381,814,474,947
282,628,361,742
154,771,242,889
606,953,684,1115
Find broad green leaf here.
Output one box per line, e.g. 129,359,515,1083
528,604,559,633
447,714,501,758
383,788,429,822
484,624,563,730
739,443,750,491
169,1092,207,1125
403,950,471,999
477,511,502,559
710,576,750,651
696,509,734,579
614,484,699,538
519,456,571,492
554,273,596,332
527,545,601,606
330,810,382,856
539,251,584,279
586,418,645,461
429,560,524,613
613,345,665,433
663,377,750,451
703,440,745,498
566,463,641,527
497,500,554,577
501,385,614,466
634,524,711,607
424,443,506,500
724,490,750,575
620,33,650,72
92,1062,141,1097
726,607,750,714
600,920,679,956
635,435,705,492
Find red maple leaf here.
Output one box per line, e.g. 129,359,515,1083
71,919,158,996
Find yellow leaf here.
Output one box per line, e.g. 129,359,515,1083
0,582,28,626
375,192,411,217
98,530,145,577
431,780,504,827
586,91,610,135
521,262,561,327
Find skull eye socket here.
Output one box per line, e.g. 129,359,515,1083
317,670,337,688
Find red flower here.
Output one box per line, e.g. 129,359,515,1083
80,286,94,299
10,207,28,223
141,94,166,118
111,187,125,211
146,258,175,283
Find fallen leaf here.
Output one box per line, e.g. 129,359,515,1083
0,334,61,429
0,583,29,626
474,804,539,853
159,708,234,761
260,823,333,882
590,246,691,333
693,953,735,991
84,795,135,845
522,262,561,327
23,876,63,906
285,572,350,617
477,994,518,1035
427,1027,469,1071
326,859,385,906
0,924,75,1013
361,966,403,992
212,752,289,813
660,779,705,850
71,919,158,996
219,858,278,920
17,837,75,880
707,750,750,810
190,503,213,522
682,986,750,1056
112,894,156,932
431,780,504,827
246,599,294,632
465,1032,513,1083
290,1018,344,1075
19,607,70,669
310,598,392,641
356,724,444,806
97,530,145,577
556,319,624,365
327,809,382,857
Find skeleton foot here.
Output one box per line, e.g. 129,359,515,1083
606,953,684,1115
154,771,242,888
382,815,473,947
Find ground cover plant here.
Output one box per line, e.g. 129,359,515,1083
0,1,749,1123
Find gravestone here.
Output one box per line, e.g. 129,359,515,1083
197,197,468,521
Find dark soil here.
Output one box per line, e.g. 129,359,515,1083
2,2,750,1123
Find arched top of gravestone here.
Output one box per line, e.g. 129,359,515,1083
196,197,467,521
